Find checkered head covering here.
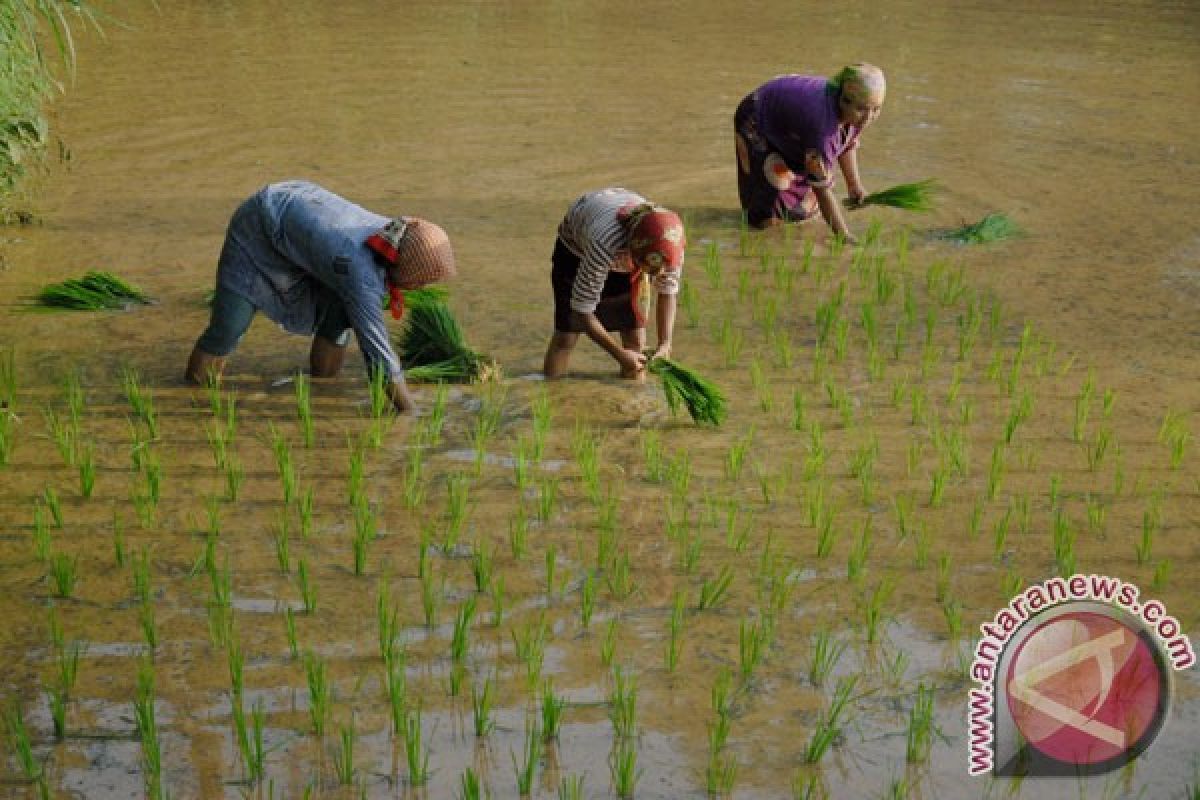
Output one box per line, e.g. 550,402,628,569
366,217,457,318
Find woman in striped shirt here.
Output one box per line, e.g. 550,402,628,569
543,188,686,380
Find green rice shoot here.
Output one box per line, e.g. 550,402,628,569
648,358,727,427
861,179,938,212
35,271,152,310
941,212,1022,244
396,298,495,383
379,284,449,312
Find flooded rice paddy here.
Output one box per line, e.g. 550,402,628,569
1,1,1199,798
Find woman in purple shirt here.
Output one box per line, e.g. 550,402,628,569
734,63,886,241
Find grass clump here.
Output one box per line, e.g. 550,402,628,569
648,357,727,426
940,212,1022,244
396,296,496,383
860,179,938,211
34,271,152,310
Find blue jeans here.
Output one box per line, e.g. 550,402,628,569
196,286,351,356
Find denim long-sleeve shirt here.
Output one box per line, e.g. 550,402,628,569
215,180,403,382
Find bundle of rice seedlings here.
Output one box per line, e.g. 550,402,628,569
396,299,496,383
941,212,1022,244
36,271,151,310
379,284,450,312
648,358,727,427
860,179,938,211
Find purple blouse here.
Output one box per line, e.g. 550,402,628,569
754,74,861,184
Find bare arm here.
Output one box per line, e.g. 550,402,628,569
650,291,677,361
387,377,417,414
571,310,646,374
838,147,866,206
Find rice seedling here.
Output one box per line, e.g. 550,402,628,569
458,766,485,800
44,406,76,466
749,358,777,415
0,347,14,409
861,581,893,646
664,590,687,674
992,506,1012,561
738,617,770,680
606,551,637,601
815,506,837,558
443,471,473,549
232,697,266,784
332,717,357,785
1085,495,1107,534
702,241,722,289
861,179,937,211
537,475,560,522
697,565,734,611
30,501,51,562
283,607,299,659
402,704,431,786
352,499,375,576
506,503,531,560
935,552,952,602
1152,559,1171,591
601,618,619,667
987,443,1006,502
400,448,426,512
538,678,568,741
291,371,315,448
802,710,840,764
420,568,442,629
942,596,964,640
47,680,67,740
139,596,158,652
512,615,548,687
133,659,165,799
1072,370,1095,443
3,701,44,789
940,212,1022,244
462,672,496,739
224,454,244,501
705,750,738,798
450,596,477,676
272,512,293,574
41,486,63,529
792,773,824,800
905,683,936,763
545,543,564,598
35,270,151,310
384,656,409,737
512,716,543,796
648,358,728,426
303,651,331,737
926,465,945,510
1053,509,1077,577
289,557,316,615
912,523,931,569
608,666,640,739
1137,505,1159,565
47,550,78,598
846,519,871,583
1159,409,1190,470
558,774,586,800
676,525,703,575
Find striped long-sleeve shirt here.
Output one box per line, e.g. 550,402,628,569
557,188,681,315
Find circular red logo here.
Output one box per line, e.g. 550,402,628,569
1005,610,1165,767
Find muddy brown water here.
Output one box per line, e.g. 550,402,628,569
0,2,1198,798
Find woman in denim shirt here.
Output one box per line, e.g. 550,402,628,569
185,180,456,413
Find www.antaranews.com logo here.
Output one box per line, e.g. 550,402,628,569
967,573,1194,777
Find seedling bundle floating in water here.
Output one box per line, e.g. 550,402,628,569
648,358,727,427
941,212,1022,244
860,179,939,212
36,271,152,310
395,291,496,383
